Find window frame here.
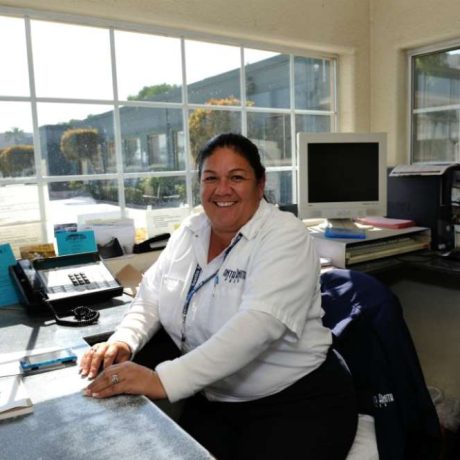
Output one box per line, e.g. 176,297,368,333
0,6,338,244
408,38,460,164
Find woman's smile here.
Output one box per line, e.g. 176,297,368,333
214,200,237,207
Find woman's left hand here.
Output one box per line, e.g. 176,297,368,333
83,361,167,400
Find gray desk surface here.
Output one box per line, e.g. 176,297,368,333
0,297,213,460
348,249,460,288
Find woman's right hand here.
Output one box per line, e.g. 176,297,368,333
79,341,132,379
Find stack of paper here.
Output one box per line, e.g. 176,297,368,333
146,207,190,238
78,213,136,254
0,375,33,420
357,216,416,229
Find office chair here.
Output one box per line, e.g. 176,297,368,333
320,269,442,460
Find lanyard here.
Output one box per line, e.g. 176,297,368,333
180,232,243,353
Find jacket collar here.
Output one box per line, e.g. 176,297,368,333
185,199,272,241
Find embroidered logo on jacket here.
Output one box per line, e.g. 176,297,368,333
222,268,246,284
373,393,395,408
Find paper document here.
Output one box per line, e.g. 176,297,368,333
0,222,42,258
55,230,97,256
0,375,33,420
146,207,190,238
78,213,136,254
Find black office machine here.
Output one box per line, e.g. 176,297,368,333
387,163,460,253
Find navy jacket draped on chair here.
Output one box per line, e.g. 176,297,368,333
320,269,441,460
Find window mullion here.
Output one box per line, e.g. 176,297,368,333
181,38,194,210
289,54,298,204
331,58,338,131
25,16,49,240
240,47,247,136
110,27,126,216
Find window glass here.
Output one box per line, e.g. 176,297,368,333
266,170,293,204
411,48,460,162
0,16,29,96
245,49,290,109
412,110,460,163
47,179,120,226
191,172,201,207
125,176,186,211
188,108,241,162
0,102,34,178
295,56,331,110
119,107,184,172
37,103,116,175
0,183,40,225
32,20,112,99
247,112,291,167
295,114,331,134
186,40,241,105
115,31,182,102
414,50,460,109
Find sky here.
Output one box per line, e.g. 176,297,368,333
0,15,277,134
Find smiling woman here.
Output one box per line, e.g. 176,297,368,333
80,133,358,460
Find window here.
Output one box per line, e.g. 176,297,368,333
410,44,460,163
0,11,336,255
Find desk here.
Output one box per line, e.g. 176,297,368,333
347,249,460,286
307,224,430,269
0,297,213,460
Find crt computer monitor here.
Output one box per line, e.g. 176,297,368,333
296,132,387,220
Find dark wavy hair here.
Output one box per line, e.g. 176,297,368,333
196,133,266,183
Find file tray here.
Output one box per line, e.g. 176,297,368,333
308,226,431,268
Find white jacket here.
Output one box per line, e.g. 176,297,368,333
110,200,332,402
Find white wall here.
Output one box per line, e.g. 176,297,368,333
0,0,371,132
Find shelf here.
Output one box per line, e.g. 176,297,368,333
307,226,431,268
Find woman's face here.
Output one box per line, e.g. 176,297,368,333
200,146,265,238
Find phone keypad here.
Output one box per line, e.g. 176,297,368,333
43,263,121,298
68,272,91,286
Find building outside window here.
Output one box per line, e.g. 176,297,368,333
0,11,337,255
410,44,460,163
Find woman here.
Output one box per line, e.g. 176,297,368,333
81,133,357,459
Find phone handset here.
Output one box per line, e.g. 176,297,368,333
10,259,44,306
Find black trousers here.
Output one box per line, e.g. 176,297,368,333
178,350,358,460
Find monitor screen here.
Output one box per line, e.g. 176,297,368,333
297,132,387,220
